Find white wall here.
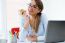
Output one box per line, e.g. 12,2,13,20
43,0,65,20
0,0,7,39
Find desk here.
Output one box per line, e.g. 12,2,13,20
17,36,45,43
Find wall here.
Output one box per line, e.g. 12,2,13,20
43,0,65,20
0,0,7,39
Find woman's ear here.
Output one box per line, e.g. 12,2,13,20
38,9,41,13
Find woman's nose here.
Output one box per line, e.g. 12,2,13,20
29,6,33,10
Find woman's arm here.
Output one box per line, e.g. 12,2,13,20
26,35,37,42
19,15,29,41
20,15,29,30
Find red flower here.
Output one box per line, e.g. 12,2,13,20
11,27,19,38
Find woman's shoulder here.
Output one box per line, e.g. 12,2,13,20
40,13,48,22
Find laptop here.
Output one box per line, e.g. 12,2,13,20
45,20,65,43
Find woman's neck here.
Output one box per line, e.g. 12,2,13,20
30,14,37,19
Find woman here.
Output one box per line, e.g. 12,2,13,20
18,0,48,43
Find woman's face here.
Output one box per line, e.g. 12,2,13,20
28,0,40,16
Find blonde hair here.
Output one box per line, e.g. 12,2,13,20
30,15,40,33
19,9,26,15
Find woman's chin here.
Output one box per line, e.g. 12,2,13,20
29,13,33,15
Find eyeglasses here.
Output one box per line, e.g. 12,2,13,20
28,3,38,9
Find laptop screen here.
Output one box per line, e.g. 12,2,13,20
45,21,65,43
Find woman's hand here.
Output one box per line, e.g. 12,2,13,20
26,35,37,42
24,15,29,29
